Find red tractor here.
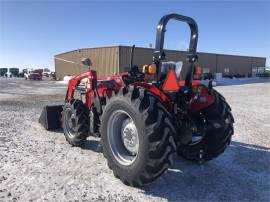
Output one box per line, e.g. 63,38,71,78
41,13,234,186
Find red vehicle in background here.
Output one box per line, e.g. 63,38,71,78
26,72,42,80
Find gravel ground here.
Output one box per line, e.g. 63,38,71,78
0,77,269,202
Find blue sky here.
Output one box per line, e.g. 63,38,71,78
0,0,269,70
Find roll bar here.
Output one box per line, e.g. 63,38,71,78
153,13,199,86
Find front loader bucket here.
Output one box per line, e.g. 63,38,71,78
39,105,63,130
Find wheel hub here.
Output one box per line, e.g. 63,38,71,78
186,113,206,145
68,114,76,129
191,134,203,144
64,109,77,139
107,110,139,166
121,119,139,155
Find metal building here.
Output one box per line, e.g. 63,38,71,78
55,45,266,80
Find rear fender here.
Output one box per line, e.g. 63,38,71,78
133,82,173,112
133,81,215,113
190,84,215,113
178,80,215,112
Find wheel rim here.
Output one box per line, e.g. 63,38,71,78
189,113,206,145
64,108,77,138
190,133,204,145
107,110,139,166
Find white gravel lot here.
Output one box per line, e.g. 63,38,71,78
0,77,269,202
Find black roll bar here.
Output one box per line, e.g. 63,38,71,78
153,13,199,86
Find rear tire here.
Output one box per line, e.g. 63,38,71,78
62,99,89,146
177,90,234,162
100,86,176,186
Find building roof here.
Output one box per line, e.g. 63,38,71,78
54,45,266,59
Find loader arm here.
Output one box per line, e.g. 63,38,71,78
66,70,97,107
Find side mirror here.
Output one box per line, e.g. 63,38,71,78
81,58,92,67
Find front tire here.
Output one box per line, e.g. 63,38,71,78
100,86,176,186
62,99,89,146
177,90,234,162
